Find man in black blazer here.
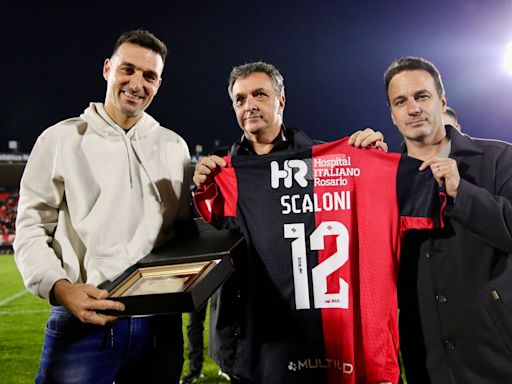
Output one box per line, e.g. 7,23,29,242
385,56,512,384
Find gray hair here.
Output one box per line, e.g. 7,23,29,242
228,61,285,100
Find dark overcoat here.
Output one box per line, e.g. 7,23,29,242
399,126,512,384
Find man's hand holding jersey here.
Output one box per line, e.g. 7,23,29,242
419,157,461,199
348,128,388,152
193,155,227,187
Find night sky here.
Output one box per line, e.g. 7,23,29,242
2,0,512,155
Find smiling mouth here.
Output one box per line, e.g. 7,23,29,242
122,90,144,101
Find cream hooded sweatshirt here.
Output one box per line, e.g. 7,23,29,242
14,103,191,301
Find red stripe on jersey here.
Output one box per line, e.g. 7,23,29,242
194,156,238,222
312,140,402,383
400,216,435,231
439,191,447,227
213,156,238,218
194,183,218,224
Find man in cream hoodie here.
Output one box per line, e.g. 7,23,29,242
14,29,190,383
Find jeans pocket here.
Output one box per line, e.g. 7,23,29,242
45,306,85,338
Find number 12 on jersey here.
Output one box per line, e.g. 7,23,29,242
284,221,349,310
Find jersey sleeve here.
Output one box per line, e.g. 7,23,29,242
397,155,447,231
193,156,238,226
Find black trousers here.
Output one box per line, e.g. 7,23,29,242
186,304,208,374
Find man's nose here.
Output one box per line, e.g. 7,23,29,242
244,96,258,111
128,71,144,91
407,100,421,115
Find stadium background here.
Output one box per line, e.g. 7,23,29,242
1,1,512,382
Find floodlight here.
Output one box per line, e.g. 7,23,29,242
8,141,18,150
504,43,512,75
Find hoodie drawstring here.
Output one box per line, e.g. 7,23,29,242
134,128,163,204
89,102,162,201
119,133,134,189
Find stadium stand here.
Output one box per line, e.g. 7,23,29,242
0,154,26,253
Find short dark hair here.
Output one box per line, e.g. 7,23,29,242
384,56,444,104
228,61,285,100
113,29,168,64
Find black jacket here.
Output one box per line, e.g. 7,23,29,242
399,126,512,383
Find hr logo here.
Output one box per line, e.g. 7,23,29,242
271,160,308,189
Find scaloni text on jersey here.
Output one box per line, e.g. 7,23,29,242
280,191,351,214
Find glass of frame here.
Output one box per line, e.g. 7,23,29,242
109,260,218,297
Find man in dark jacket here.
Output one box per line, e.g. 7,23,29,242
385,56,512,383
193,61,388,384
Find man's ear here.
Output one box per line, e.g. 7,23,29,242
278,95,286,115
103,58,111,81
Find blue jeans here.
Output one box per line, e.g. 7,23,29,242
36,307,183,384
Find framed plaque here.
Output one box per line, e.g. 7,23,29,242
99,227,244,317
109,260,217,297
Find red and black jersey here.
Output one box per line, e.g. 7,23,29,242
195,138,445,384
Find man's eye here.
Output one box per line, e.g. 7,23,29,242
394,99,404,106
255,92,266,98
